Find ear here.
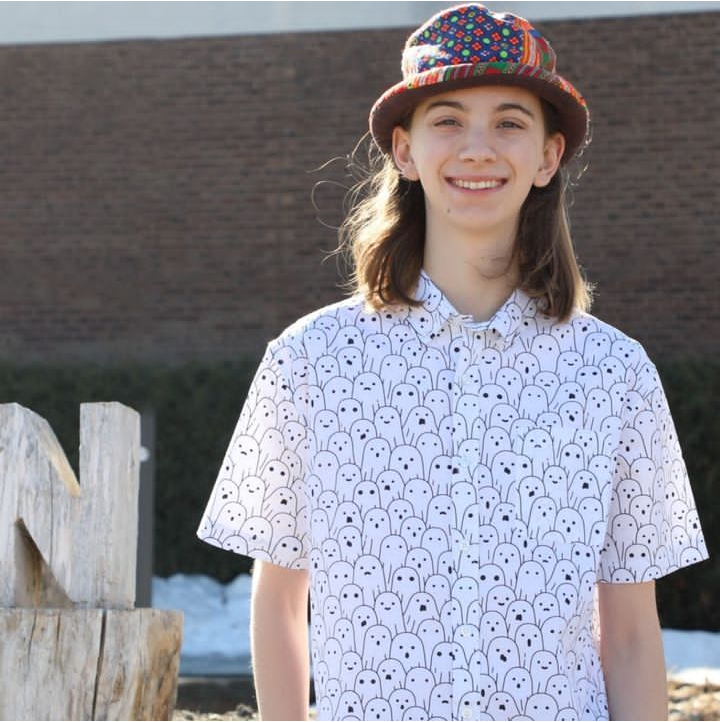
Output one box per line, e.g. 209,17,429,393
391,126,420,181
533,132,565,188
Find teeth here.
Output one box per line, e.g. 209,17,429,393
452,178,503,190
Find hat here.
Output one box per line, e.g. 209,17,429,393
369,3,589,162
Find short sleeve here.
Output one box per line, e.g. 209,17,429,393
597,352,709,583
196,341,310,569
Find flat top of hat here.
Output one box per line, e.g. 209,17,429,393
369,3,589,161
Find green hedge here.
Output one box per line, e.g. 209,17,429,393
0,360,716,629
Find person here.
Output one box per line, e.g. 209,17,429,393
196,4,709,720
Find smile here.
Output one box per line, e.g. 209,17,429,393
449,178,504,190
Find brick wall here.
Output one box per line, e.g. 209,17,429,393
0,11,717,364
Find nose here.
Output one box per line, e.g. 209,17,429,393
458,128,497,163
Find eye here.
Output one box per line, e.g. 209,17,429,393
499,119,524,129
434,117,460,127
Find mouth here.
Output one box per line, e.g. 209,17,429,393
449,177,505,191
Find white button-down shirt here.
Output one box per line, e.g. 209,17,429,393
198,269,708,721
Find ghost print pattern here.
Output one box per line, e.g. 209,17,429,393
198,272,708,721
198,349,311,565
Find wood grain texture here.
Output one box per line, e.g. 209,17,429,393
0,403,80,607
75,402,140,607
0,402,140,607
0,608,103,720
96,609,183,721
0,403,183,720
0,608,183,721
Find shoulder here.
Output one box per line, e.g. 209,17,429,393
534,307,666,402
264,293,383,362
536,305,654,365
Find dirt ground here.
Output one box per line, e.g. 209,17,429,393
173,676,720,721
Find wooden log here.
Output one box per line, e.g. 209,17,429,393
95,609,183,720
0,403,79,608
0,402,182,720
74,402,140,608
0,402,140,607
0,608,101,720
0,608,183,721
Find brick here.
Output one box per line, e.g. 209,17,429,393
0,13,717,364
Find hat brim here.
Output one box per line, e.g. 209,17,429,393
369,62,589,163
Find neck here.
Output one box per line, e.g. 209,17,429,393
423,221,520,323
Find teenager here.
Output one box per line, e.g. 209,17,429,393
197,5,708,719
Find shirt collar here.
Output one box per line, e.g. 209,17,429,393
405,268,538,344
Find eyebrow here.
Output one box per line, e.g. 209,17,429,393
423,99,536,119
497,102,536,119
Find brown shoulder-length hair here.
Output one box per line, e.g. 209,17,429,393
335,100,593,323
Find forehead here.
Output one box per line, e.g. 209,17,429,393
413,84,543,117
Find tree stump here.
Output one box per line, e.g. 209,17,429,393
0,402,183,721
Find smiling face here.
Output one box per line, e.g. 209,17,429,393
392,85,564,250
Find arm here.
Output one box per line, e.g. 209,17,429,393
598,580,667,720
250,560,310,721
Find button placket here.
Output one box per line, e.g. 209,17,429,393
455,327,498,719
449,324,471,720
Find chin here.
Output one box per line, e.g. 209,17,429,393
453,215,516,238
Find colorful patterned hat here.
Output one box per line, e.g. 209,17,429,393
369,3,589,162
